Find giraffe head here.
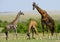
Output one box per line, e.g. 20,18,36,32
18,10,24,16
32,2,36,10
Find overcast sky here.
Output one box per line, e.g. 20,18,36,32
0,0,60,12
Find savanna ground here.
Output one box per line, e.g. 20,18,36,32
0,33,60,42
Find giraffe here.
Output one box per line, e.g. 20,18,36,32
32,2,57,38
5,11,24,40
27,19,38,39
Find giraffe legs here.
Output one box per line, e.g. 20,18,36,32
41,23,44,37
5,30,8,40
27,25,38,39
46,22,56,39
33,26,38,35
32,30,35,39
48,24,54,36
32,26,38,39
27,32,30,39
5,25,17,40
47,23,57,39
5,26,9,40
46,24,51,39
13,26,17,38
31,27,35,39
27,25,31,39
14,29,17,37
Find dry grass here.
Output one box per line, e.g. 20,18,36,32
0,12,60,22
0,33,60,42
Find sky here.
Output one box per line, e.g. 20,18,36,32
0,0,60,12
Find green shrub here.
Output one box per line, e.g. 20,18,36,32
57,24,60,33
1,19,60,33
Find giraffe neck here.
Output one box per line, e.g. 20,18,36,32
10,14,20,25
34,5,45,16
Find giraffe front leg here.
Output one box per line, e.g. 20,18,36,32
15,29,17,37
5,28,8,40
41,21,45,39
42,23,44,37
46,25,50,39
13,26,17,38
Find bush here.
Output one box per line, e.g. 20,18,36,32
57,24,60,33
1,19,60,33
17,22,28,33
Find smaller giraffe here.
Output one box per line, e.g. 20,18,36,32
27,19,38,39
5,11,24,40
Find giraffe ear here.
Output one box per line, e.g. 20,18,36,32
20,10,21,13
18,10,21,14
33,2,36,4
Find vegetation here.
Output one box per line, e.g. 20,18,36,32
0,18,60,42
0,18,60,33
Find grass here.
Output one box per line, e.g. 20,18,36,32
0,33,60,42
0,12,60,22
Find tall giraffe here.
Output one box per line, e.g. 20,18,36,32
5,11,24,40
27,19,38,39
32,2,57,38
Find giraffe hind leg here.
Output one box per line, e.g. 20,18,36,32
27,32,30,39
50,27,54,36
32,28,35,39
